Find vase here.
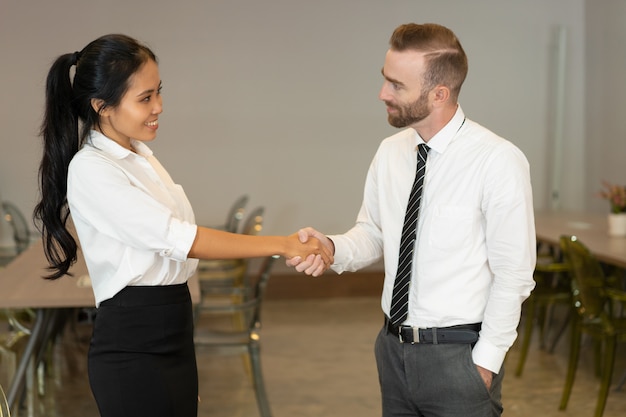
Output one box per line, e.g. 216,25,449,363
607,213,626,237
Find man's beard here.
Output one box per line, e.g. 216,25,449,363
386,90,430,128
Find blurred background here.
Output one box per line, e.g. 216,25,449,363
1,1,624,270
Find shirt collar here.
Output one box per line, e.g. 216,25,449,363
419,106,466,154
86,130,154,159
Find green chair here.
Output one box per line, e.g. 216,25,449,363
0,309,33,389
515,252,572,376
0,309,34,416
559,235,626,417
0,381,10,417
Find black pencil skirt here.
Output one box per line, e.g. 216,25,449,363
88,283,198,417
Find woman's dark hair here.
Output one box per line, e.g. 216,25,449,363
33,34,157,279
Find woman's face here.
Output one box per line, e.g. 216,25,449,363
96,59,162,150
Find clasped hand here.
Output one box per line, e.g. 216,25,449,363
286,227,334,277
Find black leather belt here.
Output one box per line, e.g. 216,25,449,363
385,316,481,344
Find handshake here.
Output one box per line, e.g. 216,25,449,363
285,227,334,277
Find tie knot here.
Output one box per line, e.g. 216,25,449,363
417,143,429,163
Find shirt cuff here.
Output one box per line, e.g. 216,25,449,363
327,234,348,274
471,337,507,374
161,220,198,261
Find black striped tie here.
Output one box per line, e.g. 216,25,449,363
389,143,430,326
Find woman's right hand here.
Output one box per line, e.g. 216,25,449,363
284,232,333,275
284,228,335,276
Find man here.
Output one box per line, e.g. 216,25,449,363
288,23,536,417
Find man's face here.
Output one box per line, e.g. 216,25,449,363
379,49,432,128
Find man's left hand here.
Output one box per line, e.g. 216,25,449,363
476,365,493,390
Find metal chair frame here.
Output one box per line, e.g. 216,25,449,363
196,206,265,294
194,255,278,417
1,202,31,254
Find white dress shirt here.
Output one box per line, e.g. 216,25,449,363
67,131,199,306
329,106,536,373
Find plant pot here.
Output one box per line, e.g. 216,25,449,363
607,213,626,237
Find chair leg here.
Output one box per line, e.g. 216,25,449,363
559,320,582,410
548,309,571,353
249,341,272,417
515,296,536,377
235,313,253,379
594,336,617,417
593,339,603,378
537,304,549,349
615,369,626,391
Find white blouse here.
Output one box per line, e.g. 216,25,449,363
67,130,198,306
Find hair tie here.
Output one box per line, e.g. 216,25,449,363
72,51,81,65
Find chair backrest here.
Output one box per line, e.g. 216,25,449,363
195,254,277,333
1,309,32,350
560,235,608,319
0,381,10,417
240,206,265,236
224,194,249,233
1,202,30,254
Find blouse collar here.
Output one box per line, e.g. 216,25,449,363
86,130,154,159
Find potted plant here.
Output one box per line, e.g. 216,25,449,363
598,180,626,236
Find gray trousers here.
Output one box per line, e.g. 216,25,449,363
375,325,504,417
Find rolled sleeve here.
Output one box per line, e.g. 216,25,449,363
163,220,198,261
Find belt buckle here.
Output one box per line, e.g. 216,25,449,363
412,327,420,344
397,326,420,344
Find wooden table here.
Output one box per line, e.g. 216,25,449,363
0,240,200,410
534,210,626,269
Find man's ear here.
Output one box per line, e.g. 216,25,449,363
90,98,107,115
432,85,450,105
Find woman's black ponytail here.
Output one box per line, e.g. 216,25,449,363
34,52,80,279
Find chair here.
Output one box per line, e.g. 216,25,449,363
195,206,266,331
0,382,10,417
194,255,279,417
196,206,265,291
210,194,249,233
0,309,35,416
1,202,31,255
515,250,572,376
559,235,626,417
0,310,33,389
239,206,265,236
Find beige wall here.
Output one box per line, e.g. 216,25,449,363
585,1,626,213
3,0,615,254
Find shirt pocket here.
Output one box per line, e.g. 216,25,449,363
428,205,478,250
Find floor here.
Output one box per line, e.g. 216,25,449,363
8,297,626,417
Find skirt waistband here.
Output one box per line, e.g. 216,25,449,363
100,283,190,307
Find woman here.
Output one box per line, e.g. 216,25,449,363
33,34,331,417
